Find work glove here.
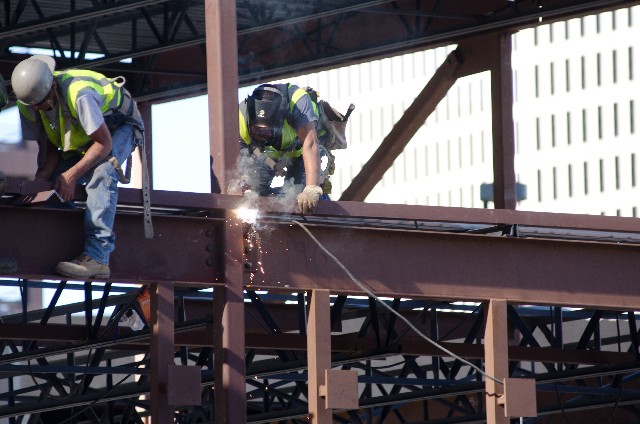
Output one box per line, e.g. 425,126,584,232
296,185,323,214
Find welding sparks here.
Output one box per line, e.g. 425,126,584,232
235,207,259,224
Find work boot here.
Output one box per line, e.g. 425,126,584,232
55,254,110,279
0,257,17,274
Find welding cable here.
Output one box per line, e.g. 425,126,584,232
292,220,503,385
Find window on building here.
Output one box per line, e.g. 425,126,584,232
551,114,556,147
447,139,451,171
553,166,558,199
582,109,588,142
598,106,603,139
615,156,620,189
629,8,633,27
436,143,440,174
549,24,554,42
565,59,570,92
633,207,638,218
581,56,586,89
632,153,636,187
537,170,542,202
565,21,570,39
550,62,555,95
599,159,605,192
535,65,540,98
480,80,484,112
458,137,462,169
596,14,601,33
534,27,539,45
568,164,573,197
630,47,634,80
470,134,474,165
631,100,636,134
580,17,585,36
597,53,602,86
584,162,589,194
613,50,618,83
613,103,619,137
566,112,572,145
536,117,541,150
612,10,617,30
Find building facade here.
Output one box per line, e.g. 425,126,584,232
294,5,639,217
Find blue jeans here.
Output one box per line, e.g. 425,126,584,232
53,124,137,264
249,155,306,196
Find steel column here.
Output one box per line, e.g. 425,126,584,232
308,289,331,423
205,0,239,194
484,299,509,424
150,282,174,423
490,33,517,209
214,211,246,422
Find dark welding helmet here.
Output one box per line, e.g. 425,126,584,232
247,85,288,149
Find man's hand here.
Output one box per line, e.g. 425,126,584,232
296,185,323,214
54,171,78,202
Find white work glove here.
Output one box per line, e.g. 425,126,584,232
296,185,323,214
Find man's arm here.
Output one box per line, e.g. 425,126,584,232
34,139,60,181
54,123,112,202
296,121,320,187
295,121,324,213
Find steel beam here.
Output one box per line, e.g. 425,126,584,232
245,219,640,310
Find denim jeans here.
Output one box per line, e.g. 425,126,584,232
53,124,137,264
248,154,306,196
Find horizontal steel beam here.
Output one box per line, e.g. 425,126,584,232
246,219,640,310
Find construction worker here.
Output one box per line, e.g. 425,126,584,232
238,83,324,214
11,55,144,279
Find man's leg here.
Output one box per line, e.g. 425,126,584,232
55,124,136,279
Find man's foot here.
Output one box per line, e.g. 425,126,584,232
0,257,17,274
55,254,110,279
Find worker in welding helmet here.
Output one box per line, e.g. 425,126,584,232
11,54,144,280
237,83,323,214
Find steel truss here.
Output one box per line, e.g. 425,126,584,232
1,189,640,422
1,0,639,102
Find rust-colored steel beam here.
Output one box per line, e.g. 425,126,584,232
339,46,463,201
205,0,239,194
0,205,221,284
490,33,517,209
245,219,640,310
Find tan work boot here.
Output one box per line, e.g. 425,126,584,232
55,254,110,279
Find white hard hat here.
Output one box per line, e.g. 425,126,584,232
11,55,56,106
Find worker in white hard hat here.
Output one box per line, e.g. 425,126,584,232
11,55,144,279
